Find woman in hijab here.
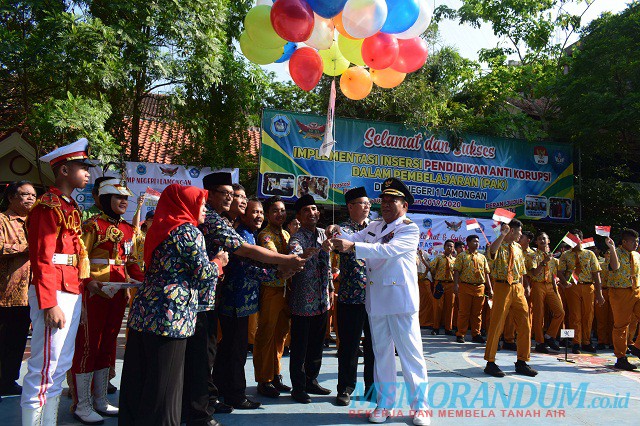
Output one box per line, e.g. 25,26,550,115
119,184,228,426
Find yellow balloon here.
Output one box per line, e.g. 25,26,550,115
319,42,350,76
340,66,372,100
338,34,365,66
239,31,283,65
371,68,406,88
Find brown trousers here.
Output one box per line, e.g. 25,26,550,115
530,281,564,344
456,282,485,337
248,313,259,346
418,277,434,327
484,281,531,363
608,287,640,358
565,283,594,346
432,281,455,331
595,288,613,345
253,286,290,383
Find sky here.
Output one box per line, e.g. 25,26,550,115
261,0,632,81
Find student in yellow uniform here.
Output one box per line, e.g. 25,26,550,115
595,248,613,350
430,240,456,335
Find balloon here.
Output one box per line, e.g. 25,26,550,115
305,13,335,50
289,47,324,91
271,0,315,42
240,31,284,65
381,0,420,34
361,32,399,70
256,0,273,7
391,37,428,73
340,66,372,100
341,0,388,39
319,42,350,76
275,42,298,63
395,0,433,39
371,67,406,88
338,34,365,66
245,5,287,48
334,11,357,40
307,0,348,19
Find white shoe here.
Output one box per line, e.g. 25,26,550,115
413,409,432,425
369,407,389,424
22,405,44,426
42,395,60,426
73,372,104,424
92,368,119,416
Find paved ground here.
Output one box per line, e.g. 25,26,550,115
2,320,640,425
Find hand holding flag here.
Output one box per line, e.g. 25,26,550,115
143,187,161,202
562,232,581,248
595,226,611,237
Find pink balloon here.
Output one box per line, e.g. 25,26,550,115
289,47,324,91
361,33,399,70
391,37,428,73
271,0,315,42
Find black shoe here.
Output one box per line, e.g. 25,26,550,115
444,329,456,336
545,338,560,351
247,344,254,353
107,381,117,395
472,335,485,344
572,344,581,354
283,346,290,357
596,343,607,350
502,342,517,351
306,381,331,395
614,356,638,371
336,392,350,406
559,339,567,347
456,336,465,343
210,399,234,414
515,360,538,377
582,343,597,353
431,329,439,335
0,382,22,396
484,362,505,377
535,343,549,354
231,398,261,410
291,389,311,404
628,345,640,358
199,417,222,426
272,375,291,392
257,382,280,398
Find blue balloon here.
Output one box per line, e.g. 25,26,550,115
307,0,348,19
381,0,420,34
275,42,297,63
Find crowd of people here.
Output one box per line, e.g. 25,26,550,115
1,139,639,426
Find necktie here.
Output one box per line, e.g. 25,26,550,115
506,244,515,284
573,252,582,283
544,258,550,283
630,251,637,287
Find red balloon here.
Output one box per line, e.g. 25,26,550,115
271,0,315,42
391,37,428,73
361,33,399,70
289,47,323,91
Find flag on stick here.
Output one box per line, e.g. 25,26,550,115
144,187,161,201
466,218,481,230
319,79,337,158
595,226,611,237
562,232,581,248
581,237,595,248
492,208,516,224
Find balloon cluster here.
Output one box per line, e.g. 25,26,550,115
240,0,432,100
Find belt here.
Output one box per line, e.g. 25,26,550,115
461,281,484,286
91,258,125,266
52,253,78,267
578,282,594,285
438,280,453,283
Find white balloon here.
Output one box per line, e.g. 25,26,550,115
342,0,388,39
305,13,335,50
395,0,433,39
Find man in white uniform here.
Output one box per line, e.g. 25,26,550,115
332,178,430,426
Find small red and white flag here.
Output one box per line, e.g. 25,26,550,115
562,232,581,248
493,208,516,224
144,187,161,201
425,229,433,240
466,218,481,230
595,226,611,237
581,237,595,248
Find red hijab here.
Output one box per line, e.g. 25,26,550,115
143,184,208,266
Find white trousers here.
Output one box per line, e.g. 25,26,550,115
21,286,82,409
369,311,429,410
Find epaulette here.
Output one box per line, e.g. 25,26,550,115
403,219,413,224
373,218,383,222
39,193,62,209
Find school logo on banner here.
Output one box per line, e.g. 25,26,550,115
271,114,291,138
189,167,201,178
534,146,548,165
136,164,147,175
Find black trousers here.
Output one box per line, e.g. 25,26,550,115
183,311,216,425
289,311,328,392
0,306,30,387
119,329,186,426
214,313,249,404
336,302,375,394
206,309,220,405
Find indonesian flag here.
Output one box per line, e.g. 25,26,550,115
562,232,581,248
581,237,595,248
466,218,481,230
493,208,516,224
595,226,611,237
319,79,337,158
144,187,161,201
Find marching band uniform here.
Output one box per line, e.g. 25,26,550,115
21,139,94,424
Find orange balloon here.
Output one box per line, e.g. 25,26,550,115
333,11,357,40
371,68,406,89
340,67,373,100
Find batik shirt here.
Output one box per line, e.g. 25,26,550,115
490,242,527,284
128,223,219,338
219,224,278,317
453,250,490,284
257,223,290,287
289,226,331,316
0,210,30,306
608,248,640,288
430,254,456,282
198,206,245,310
559,249,601,283
337,218,368,304
526,250,559,284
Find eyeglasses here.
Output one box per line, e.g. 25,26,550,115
232,194,248,201
350,201,371,207
214,189,234,198
17,192,37,199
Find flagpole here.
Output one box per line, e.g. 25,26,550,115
478,226,490,246
551,231,569,254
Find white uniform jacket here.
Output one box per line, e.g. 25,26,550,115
340,215,419,317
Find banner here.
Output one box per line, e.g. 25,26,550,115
72,162,239,222
259,109,574,222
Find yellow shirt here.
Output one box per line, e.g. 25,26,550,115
526,250,559,284
559,249,601,283
430,254,455,282
453,250,490,284
608,248,640,289
257,223,290,287
490,242,526,284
